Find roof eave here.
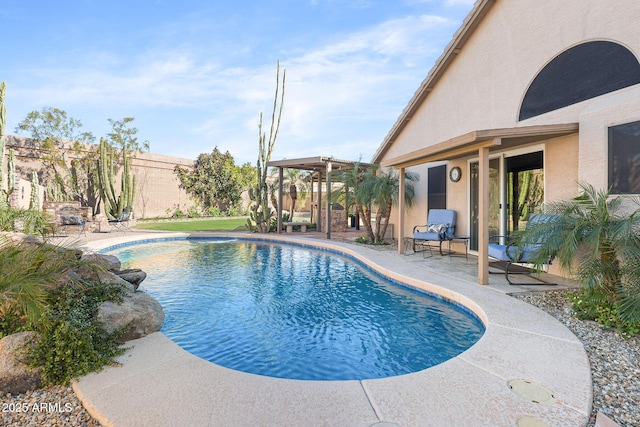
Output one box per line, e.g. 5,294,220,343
371,0,498,164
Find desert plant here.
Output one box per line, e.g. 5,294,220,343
248,61,285,233
29,171,40,210
0,238,81,332
96,138,136,220
0,82,16,208
522,182,640,322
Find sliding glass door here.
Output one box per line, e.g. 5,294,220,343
469,150,545,252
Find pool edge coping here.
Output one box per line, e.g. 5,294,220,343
74,231,593,427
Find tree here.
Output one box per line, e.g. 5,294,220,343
15,107,96,203
174,147,252,214
283,169,309,216
248,61,285,232
106,117,149,157
334,164,418,244
523,182,640,322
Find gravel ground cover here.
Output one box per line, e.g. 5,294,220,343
1,386,100,427
2,290,637,427
512,290,639,427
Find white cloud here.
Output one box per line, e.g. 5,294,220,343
7,8,464,164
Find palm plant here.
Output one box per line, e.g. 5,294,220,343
333,162,373,238
283,168,309,217
523,182,640,321
0,237,81,332
335,164,418,244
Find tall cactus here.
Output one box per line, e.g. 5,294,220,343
29,171,40,210
0,81,11,208
247,61,285,232
96,138,136,219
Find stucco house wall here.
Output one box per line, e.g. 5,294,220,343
375,0,640,241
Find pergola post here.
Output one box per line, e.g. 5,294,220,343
310,174,315,223
477,142,493,285
326,161,332,239
397,167,406,254
316,172,322,233
277,167,284,234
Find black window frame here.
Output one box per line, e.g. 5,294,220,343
608,120,640,194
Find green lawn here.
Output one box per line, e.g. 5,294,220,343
134,218,249,232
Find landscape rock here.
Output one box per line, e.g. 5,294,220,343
115,268,147,290
65,266,135,293
0,332,43,394
81,253,121,272
96,291,164,342
0,232,42,245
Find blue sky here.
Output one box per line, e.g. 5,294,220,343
2,0,475,164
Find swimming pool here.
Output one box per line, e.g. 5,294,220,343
104,237,484,381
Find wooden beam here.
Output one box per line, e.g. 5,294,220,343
326,161,332,239
477,142,494,285
277,167,283,234
397,168,406,254
382,137,500,169
380,123,578,169
317,172,322,232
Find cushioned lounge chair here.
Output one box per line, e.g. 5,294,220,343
413,209,456,256
487,213,556,285
109,206,132,232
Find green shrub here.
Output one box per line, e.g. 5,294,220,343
187,206,201,218
227,206,243,217
0,207,53,237
205,206,222,217
28,282,127,386
568,289,640,339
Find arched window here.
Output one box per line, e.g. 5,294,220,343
519,41,640,121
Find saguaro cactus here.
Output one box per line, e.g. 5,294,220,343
0,81,12,208
247,61,285,232
96,138,136,219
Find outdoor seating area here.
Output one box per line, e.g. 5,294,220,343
44,202,89,237
488,213,557,286
412,209,457,257
108,206,133,232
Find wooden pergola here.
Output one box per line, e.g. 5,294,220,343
266,156,371,239
380,123,578,285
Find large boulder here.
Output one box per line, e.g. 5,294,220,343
0,332,43,394
81,253,121,272
115,268,147,290
0,232,42,245
96,291,164,342
63,266,135,293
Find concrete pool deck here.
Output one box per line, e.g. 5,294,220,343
71,231,592,427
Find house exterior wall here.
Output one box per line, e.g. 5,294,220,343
377,0,640,240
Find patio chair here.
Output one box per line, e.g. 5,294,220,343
487,213,557,285
59,211,86,236
412,209,456,256
109,206,133,232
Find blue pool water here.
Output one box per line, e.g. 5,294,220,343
104,238,484,381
